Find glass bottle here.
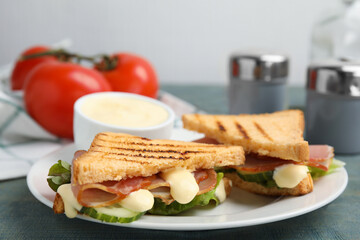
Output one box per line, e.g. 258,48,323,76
311,0,360,61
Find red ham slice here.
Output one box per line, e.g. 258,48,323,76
307,145,334,171
309,145,334,161
73,176,155,208
73,150,86,159
193,169,210,183
197,169,217,195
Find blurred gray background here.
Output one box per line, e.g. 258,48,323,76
0,0,340,85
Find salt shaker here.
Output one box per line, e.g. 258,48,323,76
306,60,360,154
228,52,289,114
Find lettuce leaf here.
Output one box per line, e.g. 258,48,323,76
308,158,345,180
148,172,223,215
47,160,71,192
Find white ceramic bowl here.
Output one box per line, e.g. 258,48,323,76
73,92,175,150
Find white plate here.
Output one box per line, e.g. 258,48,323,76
27,128,348,231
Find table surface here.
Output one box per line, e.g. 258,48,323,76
1,85,359,240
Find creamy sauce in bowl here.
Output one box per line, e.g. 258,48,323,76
80,96,169,128
74,92,175,150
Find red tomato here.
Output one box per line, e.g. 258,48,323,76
96,53,159,98
11,46,57,90
24,62,112,138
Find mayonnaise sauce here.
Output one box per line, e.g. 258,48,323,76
119,189,154,212
161,168,199,204
57,185,153,218
57,184,82,218
81,97,169,128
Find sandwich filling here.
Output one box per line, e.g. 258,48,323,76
71,168,218,209
49,160,227,221
232,154,309,188
231,144,337,189
196,134,340,190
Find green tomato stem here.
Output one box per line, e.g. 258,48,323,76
19,49,118,71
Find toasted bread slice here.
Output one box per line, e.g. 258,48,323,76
73,132,245,185
225,172,313,196
53,193,65,214
182,110,309,162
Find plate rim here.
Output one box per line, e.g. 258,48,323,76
26,130,348,231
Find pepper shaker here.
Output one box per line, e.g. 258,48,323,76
228,52,289,114
306,60,360,154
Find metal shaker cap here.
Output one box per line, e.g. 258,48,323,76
230,51,289,83
307,60,360,97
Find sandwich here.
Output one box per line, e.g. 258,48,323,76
182,110,343,196
47,132,245,223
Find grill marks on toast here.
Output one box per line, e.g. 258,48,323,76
92,145,190,161
210,117,275,142
74,132,245,185
91,134,223,163
95,138,220,149
218,119,273,142
234,121,250,139
96,133,219,148
181,111,309,162
91,150,188,161
96,140,218,148
216,121,226,132
94,144,209,155
90,151,154,164
253,121,273,142
92,144,213,161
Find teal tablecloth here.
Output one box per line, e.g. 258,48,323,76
0,85,358,239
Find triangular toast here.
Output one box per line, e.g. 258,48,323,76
73,132,245,185
182,110,309,162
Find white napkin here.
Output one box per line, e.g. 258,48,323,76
0,68,201,180
0,89,72,180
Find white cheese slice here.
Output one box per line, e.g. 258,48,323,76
161,168,199,204
215,178,226,203
273,164,309,188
